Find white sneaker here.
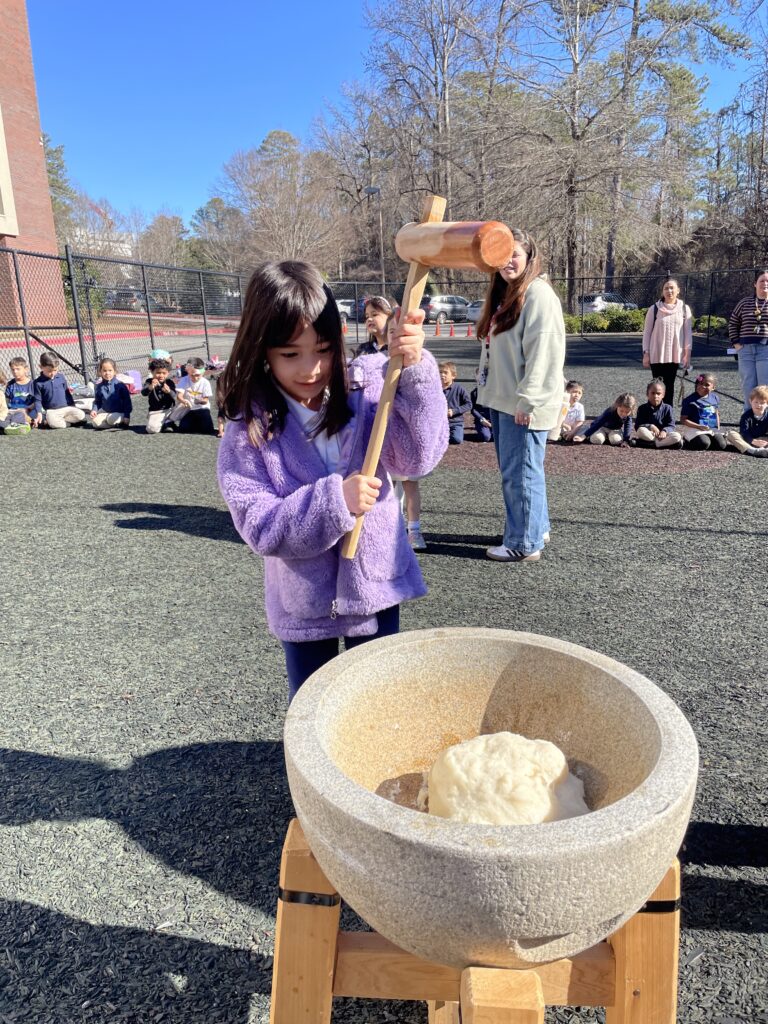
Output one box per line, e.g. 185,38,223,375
408,529,427,551
543,531,551,544
485,545,541,563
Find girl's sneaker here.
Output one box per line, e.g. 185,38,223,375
408,529,427,551
486,546,541,562
4,422,31,436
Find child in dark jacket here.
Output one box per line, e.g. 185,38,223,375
32,353,87,429
631,379,682,449
573,393,636,446
90,358,132,429
440,362,472,444
725,385,768,457
142,359,177,433
470,386,493,442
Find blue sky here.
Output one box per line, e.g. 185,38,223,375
27,0,753,227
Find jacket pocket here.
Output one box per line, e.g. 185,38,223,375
273,551,337,617
356,500,413,582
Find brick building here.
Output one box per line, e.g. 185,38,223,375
0,0,64,327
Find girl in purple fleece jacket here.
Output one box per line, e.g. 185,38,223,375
217,261,448,700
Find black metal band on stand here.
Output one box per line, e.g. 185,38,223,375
638,898,681,914
278,886,341,907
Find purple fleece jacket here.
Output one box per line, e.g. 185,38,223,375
217,351,448,642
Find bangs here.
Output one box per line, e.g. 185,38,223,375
262,264,332,349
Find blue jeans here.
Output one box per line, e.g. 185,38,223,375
448,418,464,444
282,604,400,702
737,343,768,409
490,410,550,554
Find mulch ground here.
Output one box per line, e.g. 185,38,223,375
0,333,765,1023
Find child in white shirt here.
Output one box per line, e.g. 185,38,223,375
166,357,214,433
559,380,586,441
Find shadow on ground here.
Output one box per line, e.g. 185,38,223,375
0,742,291,913
0,897,268,1023
103,503,241,543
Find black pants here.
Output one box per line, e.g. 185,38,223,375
650,362,678,406
282,604,400,701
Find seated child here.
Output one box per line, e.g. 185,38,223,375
90,358,132,429
32,354,87,428
3,357,35,434
725,385,768,457
631,379,683,449
166,357,214,433
440,361,472,445
573,393,636,445
470,386,493,442
142,359,177,434
559,380,586,441
679,373,727,450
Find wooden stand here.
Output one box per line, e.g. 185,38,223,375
269,820,681,1024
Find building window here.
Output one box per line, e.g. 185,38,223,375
0,105,19,237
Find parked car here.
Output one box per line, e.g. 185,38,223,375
466,299,484,324
336,299,355,324
105,288,177,314
106,287,144,312
578,292,638,313
419,294,471,323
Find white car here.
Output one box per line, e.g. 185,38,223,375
336,299,355,324
467,300,484,323
579,292,638,313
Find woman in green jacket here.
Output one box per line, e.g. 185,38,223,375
475,230,566,563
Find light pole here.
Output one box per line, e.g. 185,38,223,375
364,185,386,293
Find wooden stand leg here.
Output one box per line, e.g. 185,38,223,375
461,967,545,1024
606,861,681,1024
269,820,341,1024
428,999,461,1023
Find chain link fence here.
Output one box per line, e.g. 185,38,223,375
0,245,244,382
1,246,760,382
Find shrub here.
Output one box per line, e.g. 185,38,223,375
693,315,728,337
581,313,610,332
563,313,581,333
606,308,646,333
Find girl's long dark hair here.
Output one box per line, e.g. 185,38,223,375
218,261,351,446
476,229,542,340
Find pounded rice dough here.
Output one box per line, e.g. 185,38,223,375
428,731,589,825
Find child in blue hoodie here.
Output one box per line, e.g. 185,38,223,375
3,358,35,434
90,358,133,429
33,354,87,429
440,362,472,444
573,393,636,446
725,385,768,457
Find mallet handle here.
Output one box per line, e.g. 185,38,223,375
340,195,447,560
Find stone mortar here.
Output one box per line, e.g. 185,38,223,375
284,628,699,968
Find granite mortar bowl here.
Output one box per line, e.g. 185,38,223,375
284,628,699,968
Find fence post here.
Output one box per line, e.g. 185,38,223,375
10,249,35,370
199,271,211,360
64,244,93,383
353,282,359,348
707,271,714,345
140,262,155,349
78,256,99,365
238,275,246,313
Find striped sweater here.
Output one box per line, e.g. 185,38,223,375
728,297,768,343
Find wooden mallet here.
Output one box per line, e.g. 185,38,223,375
340,195,514,559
